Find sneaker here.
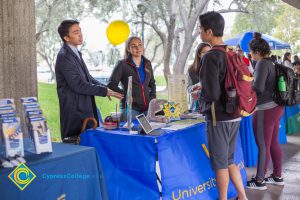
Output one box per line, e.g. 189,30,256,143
264,175,284,186
246,177,267,190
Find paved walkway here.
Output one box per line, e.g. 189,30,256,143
245,132,300,200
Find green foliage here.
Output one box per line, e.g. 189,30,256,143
273,4,300,53
232,0,300,54
38,82,61,141
232,0,283,35
154,75,166,86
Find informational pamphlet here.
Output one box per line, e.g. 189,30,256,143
0,99,23,158
20,97,52,154
167,75,188,112
28,116,52,154
1,117,24,157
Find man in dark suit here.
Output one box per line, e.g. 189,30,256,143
55,20,123,143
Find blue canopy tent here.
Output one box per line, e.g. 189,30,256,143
224,32,291,52
224,34,243,47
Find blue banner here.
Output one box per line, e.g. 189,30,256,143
157,123,247,200
81,129,159,200
81,123,247,200
0,143,103,200
285,104,300,134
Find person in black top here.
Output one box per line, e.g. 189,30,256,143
246,32,285,190
198,11,247,200
186,42,211,111
55,20,123,143
283,52,293,68
108,36,156,121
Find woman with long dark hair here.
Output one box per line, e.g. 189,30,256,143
187,42,211,111
283,52,292,68
108,36,156,121
246,32,284,190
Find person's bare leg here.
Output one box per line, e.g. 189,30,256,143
216,169,229,200
228,164,247,200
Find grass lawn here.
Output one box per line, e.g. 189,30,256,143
154,75,166,86
38,81,167,141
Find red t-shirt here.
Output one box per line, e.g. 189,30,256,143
243,57,250,66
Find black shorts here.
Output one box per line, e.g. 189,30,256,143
206,121,240,170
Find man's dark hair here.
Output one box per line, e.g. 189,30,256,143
199,11,225,37
58,20,79,43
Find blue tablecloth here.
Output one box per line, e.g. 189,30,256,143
285,104,300,134
80,122,247,200
0,143,103,200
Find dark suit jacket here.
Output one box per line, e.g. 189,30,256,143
55,43,107,139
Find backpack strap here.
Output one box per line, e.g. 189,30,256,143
211,101,217,127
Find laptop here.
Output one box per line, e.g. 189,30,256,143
136,114,165,136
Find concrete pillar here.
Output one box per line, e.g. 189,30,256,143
0,0,37,102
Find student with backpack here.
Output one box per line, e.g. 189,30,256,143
198,11,248,200
246,33,284,190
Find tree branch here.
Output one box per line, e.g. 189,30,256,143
219,0,252,14
188,0,209,33
151,43,163,61
142,21,167,45
144,34,155,51
152,60,162,72
178,0,189,31
36,29,49,42
36,0,60,43
218,8,249,13
157,1,170,28
175,27,184,35
188,0,195,18
228,0,236,9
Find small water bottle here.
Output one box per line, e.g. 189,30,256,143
226,88,237,114
228,88,237,98
278,76,286,92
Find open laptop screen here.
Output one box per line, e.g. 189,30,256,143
136,114,153,134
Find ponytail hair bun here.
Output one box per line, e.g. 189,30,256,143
253,32,262,40
249,32,270,57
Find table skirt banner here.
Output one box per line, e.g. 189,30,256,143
0,143,102,200
80,124,247,200
157,123,247,200
239,115,258,167
80,129,160,200
279,112,287,144
285,104,300,135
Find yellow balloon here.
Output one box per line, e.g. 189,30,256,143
106,20,130,46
